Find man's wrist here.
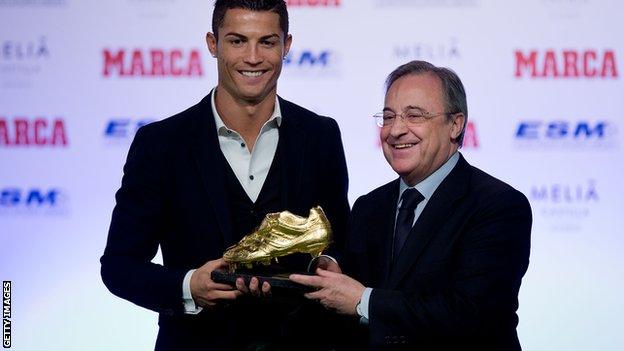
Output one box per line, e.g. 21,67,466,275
182,269,202,314
356,287,373,320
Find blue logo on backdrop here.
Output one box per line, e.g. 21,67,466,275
283,49,340,77
0,187,68,215
528,179,599,232
284,50,331,67
104,118,155,144
514,120,617,149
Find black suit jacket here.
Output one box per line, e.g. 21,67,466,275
344,154,531,350
100,93,349,350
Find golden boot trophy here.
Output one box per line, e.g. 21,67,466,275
212,206,332,292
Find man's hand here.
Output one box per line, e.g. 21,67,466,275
190,258,242,308
289,268,365,315
235,277,271,297
308,255,342,273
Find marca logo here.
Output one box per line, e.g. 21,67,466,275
102,48,203,77
0,37,50,61
0,117,68,147
284,50,332,67
462,121,478,148
287,0,341,6
515,49,618,78
104,118,155,140
393,37,460,61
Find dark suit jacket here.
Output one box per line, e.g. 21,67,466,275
100,92,349,350
344,154,531,350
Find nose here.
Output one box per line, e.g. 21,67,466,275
388,115,408,138
244,44,263,65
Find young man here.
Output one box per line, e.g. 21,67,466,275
292,61,532,350
100,1,349,350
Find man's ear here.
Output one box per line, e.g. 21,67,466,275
283,34,292,58
206,32,218,58
450,113,466,141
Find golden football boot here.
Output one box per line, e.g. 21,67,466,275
223,206,332,271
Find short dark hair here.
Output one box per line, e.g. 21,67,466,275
212,0,289,39
385,60,468,146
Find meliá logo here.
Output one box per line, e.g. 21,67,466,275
530,180,599,204
0,117,68,147
0,188,68,215
102,48,203,77
514,120,617,148
393,38,460,62
104,118,155,142
287,0,341,7
515,49,618,78
0,37,50,61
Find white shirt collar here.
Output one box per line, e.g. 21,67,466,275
210,87,282,134
399,152,460,203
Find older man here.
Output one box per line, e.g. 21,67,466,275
292,60,531,350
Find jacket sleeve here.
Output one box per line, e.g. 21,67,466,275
368,189,532,346
318,118,350,260
100,126,187,315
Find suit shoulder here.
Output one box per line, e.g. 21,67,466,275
353,180,398,209
468,165,530,208
138,103,199,139
279,97,338,128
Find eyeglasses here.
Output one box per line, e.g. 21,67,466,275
373,109,458,127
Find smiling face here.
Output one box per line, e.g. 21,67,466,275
381,73,465,186
207,8,292,105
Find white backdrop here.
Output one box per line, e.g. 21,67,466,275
1,0,623,350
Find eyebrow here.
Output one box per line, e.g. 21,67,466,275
404,105,426,112
382,105,426,112
223,33,280,41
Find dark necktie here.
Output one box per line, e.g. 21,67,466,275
393,188,425,262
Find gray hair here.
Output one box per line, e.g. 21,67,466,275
385,60,468,146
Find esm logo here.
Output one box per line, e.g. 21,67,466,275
515,120,616,148
104,118,155,141
0,188,67,214
284,50,332,67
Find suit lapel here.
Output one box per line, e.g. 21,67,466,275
276,97,306,211
378,180,400,289
387,155,471,288
190,92,234,246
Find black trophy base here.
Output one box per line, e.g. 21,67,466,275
211,266,315,293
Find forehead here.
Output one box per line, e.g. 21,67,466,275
385,73,445,110
219,8,283,37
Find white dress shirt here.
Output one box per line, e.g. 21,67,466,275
357,152,460,323
182,88,282,313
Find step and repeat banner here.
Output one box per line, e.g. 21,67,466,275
1,0,622,350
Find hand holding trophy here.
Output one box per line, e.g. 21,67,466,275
211,206,332,293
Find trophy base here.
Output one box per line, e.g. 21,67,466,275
211,267,315,293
